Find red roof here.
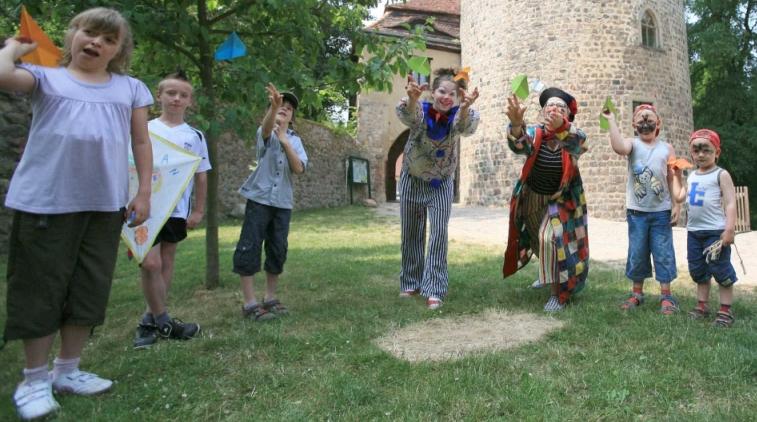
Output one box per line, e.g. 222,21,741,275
386,0,460,16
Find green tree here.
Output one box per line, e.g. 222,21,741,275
1,1,428,287
687,0,757,225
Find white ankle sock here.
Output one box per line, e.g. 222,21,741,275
52,357,80,379
22,365,49,384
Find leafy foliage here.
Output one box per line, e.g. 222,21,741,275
0,0,429,285
687,0,757,224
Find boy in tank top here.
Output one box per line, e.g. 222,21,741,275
671,129,738,327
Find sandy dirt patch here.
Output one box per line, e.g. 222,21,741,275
375,309,564,362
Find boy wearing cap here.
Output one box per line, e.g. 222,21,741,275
603,104,680,314
233,83,308,321
670,129,738,327
503,87,589,312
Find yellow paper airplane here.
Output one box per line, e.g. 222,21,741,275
19,6,62,67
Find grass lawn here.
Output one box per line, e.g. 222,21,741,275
1,206,755,421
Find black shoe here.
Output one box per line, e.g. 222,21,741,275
158,318,200,340
133,323,159,349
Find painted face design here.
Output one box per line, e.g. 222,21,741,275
432,80,459,112
634,114,657,135
690,138,718,167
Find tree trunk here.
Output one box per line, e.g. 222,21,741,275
198,1,220,289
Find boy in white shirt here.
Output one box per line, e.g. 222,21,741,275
134,71,212,348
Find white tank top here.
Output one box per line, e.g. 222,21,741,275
686,167,725,231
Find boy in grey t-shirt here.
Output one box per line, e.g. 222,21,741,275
603,104,680,315
233,83,308,321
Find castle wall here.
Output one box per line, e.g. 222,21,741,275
459,0,693,219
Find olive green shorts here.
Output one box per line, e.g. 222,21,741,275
4,210,123,342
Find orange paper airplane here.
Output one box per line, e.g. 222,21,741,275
667,157,694,170
453,66,470,83
19,6,61,67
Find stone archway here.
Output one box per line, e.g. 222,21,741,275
385,130,408,202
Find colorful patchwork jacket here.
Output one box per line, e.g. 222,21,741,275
502,123,590,303
396,98,480,187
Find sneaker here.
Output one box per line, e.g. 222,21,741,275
158,318,200,340
530,279,546,289
399,288,420,298
13,379,60,420
51,370,112,395
426,296,443,310
544,295,565,312
133,323,159,349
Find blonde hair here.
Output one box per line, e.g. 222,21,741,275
60,8,133,74
157,71,193,96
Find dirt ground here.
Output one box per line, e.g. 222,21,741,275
375,309,564,362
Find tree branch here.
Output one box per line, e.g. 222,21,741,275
146,35,201,68
208,0,258,25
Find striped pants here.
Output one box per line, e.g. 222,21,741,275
521,188,560,284
399,172,453,298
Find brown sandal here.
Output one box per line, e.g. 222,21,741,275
713,311,734,328
621,292,644,310
688,306,710,320
242,304,276,321
263,299,289,316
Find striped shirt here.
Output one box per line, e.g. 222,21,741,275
526,145,563,194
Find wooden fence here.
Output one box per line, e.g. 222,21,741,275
736,186,751,233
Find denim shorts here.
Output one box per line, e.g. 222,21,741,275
687,230,737,286
625,209,677,283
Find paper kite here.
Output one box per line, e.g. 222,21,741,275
599,96,618,131
18,6,61,67
667,157,694,171
454,66,470,83
407,56,430,77
214,32,247,61
121,132,201,263
511,74,529,100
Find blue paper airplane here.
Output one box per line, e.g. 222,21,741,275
214,32,247,61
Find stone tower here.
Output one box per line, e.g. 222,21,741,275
458,0,693,219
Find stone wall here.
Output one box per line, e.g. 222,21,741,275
459,0,694,220
217,119,369,216
0,92,30,254
0,94,367,251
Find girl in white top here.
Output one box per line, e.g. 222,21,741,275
0,8,152,420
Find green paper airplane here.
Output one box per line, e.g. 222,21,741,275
599,97,618,131
511,74,529,100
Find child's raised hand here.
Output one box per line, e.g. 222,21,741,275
506,94,527,127
405,75,427,102
266,83,283,110
2,36,37,57
459,87,479,111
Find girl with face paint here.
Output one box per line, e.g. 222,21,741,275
602,103,681,314
395,68,481,310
